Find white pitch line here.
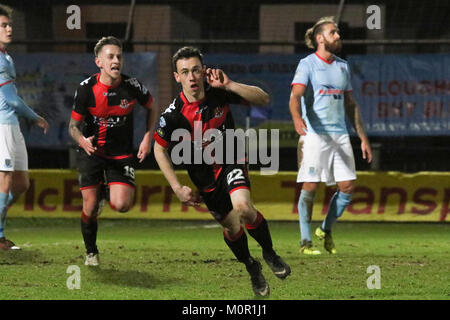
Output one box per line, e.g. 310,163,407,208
174,224,220,230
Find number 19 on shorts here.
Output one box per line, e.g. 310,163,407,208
123,165,135,180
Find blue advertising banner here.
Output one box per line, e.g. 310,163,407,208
205,54,300,129
205,53,450,141
13,52,158,149
348,54,449,136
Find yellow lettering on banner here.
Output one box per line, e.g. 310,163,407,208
8,170,450,222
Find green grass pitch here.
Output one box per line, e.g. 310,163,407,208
0,218,449,300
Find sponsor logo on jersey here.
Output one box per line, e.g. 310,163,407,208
120,99,130,109
103,91,117,96
319,88,344,95
93,116,126,127
213,107,224,118
5,159,12,168
159,117,166,128
157,128,165,137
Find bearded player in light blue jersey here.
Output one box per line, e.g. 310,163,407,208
289,16,372,255
0,5,49,250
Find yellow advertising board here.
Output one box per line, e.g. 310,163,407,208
8,170,450,222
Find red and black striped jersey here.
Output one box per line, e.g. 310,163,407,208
153,84,249,190
71,73,153,158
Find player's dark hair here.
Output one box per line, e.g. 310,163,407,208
0,5,12,19
305,16,336,49
172,46,204,71
94,36,122,57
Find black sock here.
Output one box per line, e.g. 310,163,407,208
245,211,276,257
223,227,252,265
81,211,98,254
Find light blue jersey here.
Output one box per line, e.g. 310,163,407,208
291,52,352,134
0,50,38,124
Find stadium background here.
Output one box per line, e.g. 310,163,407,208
2,0,449,222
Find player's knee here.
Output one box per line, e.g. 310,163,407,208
83,198,100,215
233,201,252,216
234,202,257,223
302,182,319,193
339,184,354,194
17,180,30,195
110,200,131,213
83,206,99,217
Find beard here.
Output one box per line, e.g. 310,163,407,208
324,38,342,54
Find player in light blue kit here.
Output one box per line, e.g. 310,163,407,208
0,5,49,250
289,16,372,255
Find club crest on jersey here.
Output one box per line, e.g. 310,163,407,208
213,107,224,118
159,117,166,127
120,99,130,109
4,159,12,168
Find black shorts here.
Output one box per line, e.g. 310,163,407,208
77,149,136,190
200,164,250,222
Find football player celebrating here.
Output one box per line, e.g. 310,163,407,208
69,36,159,266
153,46,291,297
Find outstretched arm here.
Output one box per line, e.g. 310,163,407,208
206,68,270,106
1,84,48,133
154,142,201,206
344,91,372,163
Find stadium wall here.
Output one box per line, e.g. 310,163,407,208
259,4,385,54
8,170,449,222
51,4,201,108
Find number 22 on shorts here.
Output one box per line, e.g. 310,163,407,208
227,169,244,185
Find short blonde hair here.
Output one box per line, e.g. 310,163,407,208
94,36,122,57
304,16,336,49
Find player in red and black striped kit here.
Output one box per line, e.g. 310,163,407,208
154,47,291,297
69,36,159,266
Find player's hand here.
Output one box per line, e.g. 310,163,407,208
36,116,49,134
361,139,373,163
137,137,151,163
78,135,96,156
206,68,230,89
294,117,307,136
174,186,201,207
